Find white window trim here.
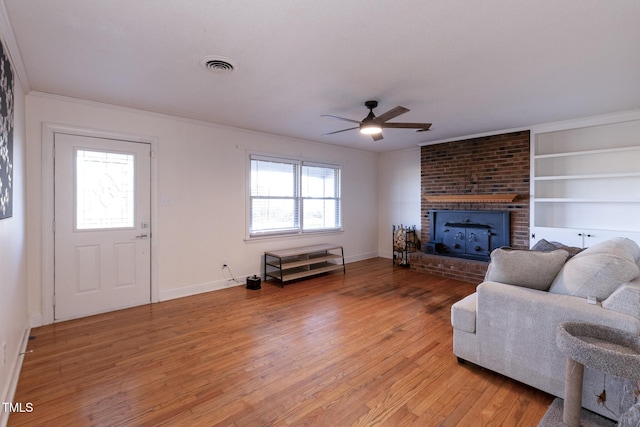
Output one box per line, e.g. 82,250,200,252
245,152,343,240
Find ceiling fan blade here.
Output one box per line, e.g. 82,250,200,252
322,126,359,136
372,106,409,124
371,133,384,141
382,122,432,131
321,114,361,124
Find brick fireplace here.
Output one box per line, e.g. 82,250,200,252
410,130,530,283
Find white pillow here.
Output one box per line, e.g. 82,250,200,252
485,248,569,291
574,237,640,262
549,252,639,300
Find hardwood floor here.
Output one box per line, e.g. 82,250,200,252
9,258,552,426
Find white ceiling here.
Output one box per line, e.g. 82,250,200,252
3,0,640,152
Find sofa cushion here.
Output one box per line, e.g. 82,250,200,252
549,250,640,301
451,293,476,333
484,248,569,291
602,272,640,319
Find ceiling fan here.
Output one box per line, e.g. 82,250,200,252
322,100,432,141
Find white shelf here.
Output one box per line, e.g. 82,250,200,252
534,119,640,156
535,151,639,176
534,198,640,203
534,172,640,181
534,145,640,159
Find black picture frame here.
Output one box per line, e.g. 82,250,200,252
0,39,14,220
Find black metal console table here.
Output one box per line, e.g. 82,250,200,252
264,244,345,287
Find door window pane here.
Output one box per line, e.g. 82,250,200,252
76,149,135,230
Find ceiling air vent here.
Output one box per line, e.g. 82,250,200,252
201,56,237,74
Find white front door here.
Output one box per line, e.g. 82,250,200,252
54,133,151,321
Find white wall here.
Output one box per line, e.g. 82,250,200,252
377,147,422,259
25,93,379,324
0,63,28,422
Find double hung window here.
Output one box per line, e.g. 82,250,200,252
249,155,341,237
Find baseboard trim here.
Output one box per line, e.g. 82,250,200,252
345,252,378,263
1,324,31,427
159,278,246,302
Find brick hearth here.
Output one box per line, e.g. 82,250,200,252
410,252,489,283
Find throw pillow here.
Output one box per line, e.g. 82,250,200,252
530,239,558,252
572,236,640,262
549,241,584,259
531,238,583,259
549,252,640,300
484,248,569,291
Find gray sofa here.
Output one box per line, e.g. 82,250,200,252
451,237,640,422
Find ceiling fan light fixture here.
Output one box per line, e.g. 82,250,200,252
359,123,383,135
360,108,382,134
322,100,430,140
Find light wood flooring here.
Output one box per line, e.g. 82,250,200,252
10,258,552,426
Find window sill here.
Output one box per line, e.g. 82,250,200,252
244,229,344,243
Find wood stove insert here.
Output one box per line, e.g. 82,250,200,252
426,210,510,261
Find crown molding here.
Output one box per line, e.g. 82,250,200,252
0,0,31,92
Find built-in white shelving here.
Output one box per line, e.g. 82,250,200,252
530,114,640,248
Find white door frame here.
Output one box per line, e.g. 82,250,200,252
41,122,159,325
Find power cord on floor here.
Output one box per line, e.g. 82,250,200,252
222,264,241,283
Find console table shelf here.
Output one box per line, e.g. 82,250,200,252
264,244,345,287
